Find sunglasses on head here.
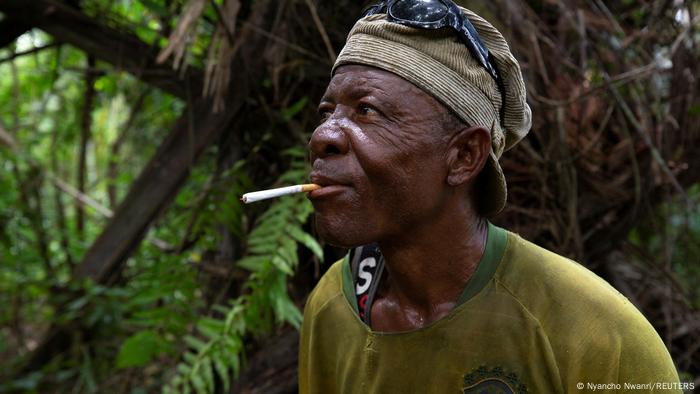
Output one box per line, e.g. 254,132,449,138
362,0,506,120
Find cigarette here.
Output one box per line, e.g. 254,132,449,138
240,184,321,204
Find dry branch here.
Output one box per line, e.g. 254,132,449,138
203,0,242,111
304,0,336,64
156,0,207,70
0,42,61,64
486,0,700,375
52,177,114,218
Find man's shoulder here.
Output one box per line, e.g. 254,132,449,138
494,231,678,385
493,231,663,347
496,231,635,321
303,258,347,317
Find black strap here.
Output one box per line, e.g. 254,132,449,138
350,244,384,325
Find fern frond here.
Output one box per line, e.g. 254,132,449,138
165,153,322,393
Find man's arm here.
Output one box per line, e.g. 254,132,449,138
558,311,681,393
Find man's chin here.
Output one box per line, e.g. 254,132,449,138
313,214,374,249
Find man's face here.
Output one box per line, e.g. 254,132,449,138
308,65,454,247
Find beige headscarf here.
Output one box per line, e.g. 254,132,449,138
332,6,531,217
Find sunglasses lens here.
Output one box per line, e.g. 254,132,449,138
391,0,448,23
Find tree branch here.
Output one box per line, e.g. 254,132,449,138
0,42,61,64
0,0,202,99
0,20,31,50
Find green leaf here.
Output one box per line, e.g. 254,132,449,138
191,372,207,394
282,146,307,158
277,241,298,270
214,357,230,392
183,351,198,365
184,335,208,352
237,256,269,271
288,225,323,259
196,317,225,338
212,303,233,315
115,331,161,368
256,208,288,226
689,105,700,116
177,363,191,375
201,357,215,394
271,255,293,275
139,0,170,17
230,353,241,377
247,233,283,248
223,335,241,354
281,97,308,121
248,242,277,255
278,169,309,184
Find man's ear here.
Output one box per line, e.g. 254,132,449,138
445,126,491,186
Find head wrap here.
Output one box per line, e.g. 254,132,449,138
332,6,532,217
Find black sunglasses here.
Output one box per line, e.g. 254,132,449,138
362,0,505,120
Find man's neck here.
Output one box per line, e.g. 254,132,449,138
371,206,488,331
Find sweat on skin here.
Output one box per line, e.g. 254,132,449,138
308,65,491,330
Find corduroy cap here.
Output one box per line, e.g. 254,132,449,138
332,6,532,217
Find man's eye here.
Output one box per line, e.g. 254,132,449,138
358,104,379,116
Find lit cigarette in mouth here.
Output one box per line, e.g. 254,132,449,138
240,184,321,204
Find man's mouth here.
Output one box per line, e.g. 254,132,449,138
308,172,351,200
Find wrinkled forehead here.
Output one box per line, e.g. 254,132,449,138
322,64,447,112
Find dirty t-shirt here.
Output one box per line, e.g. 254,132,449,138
298,224,680,393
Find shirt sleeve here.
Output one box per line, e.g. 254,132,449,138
298,285,318,394
616,320,681,393
297,259,346,394
559,310,681,393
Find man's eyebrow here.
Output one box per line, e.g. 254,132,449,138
319,86,395,107
346,85,384,101
318,89,370,104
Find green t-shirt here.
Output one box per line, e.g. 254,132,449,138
299,224,681,393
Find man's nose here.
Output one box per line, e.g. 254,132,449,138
308,117,350,161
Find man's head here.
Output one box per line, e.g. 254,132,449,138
308,1,531,247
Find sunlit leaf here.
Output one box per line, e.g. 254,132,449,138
115,330,162,368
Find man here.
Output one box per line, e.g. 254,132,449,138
299,1,681,393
